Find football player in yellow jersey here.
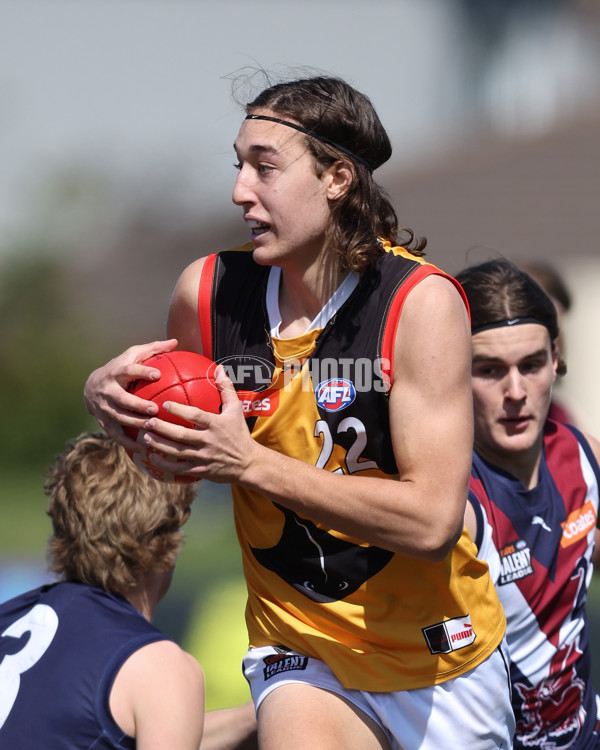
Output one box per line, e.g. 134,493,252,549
85,75,514,749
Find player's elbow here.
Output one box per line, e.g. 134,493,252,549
417,517,464,563
428,531,463,562
421,481,470,561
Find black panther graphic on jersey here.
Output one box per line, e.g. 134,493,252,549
250,503,393,603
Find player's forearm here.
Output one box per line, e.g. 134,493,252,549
200,702,257,750
239,441,466,561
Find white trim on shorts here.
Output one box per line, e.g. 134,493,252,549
242,640,515,750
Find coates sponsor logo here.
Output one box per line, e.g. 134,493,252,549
422,614,476,655
561,500,597,548
498,538,534,585
262,653,308,681
212,355,276,393
315,379,356,412
237,389,279,417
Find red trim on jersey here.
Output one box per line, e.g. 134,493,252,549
380,265,470,388
198,253,217,358
545,420,591,521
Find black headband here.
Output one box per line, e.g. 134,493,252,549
471,317,551,336
245,114,374,173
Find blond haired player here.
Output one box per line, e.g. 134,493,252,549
0,432,255,750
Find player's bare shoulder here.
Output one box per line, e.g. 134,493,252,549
110,639,205,739
168,255,213,352
405,273,468,326
170,256,209,310
394,272,470,372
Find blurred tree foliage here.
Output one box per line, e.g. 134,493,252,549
0,247,109,473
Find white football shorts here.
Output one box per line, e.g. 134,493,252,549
242,640,515,749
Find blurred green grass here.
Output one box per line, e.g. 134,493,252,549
1,472,52,556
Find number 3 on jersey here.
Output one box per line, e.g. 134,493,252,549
0,604,59,728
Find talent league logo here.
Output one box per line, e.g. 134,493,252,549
262,652,308,681
498,538,534,585
315,378,356,412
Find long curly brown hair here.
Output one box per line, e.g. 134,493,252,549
246,75,426,273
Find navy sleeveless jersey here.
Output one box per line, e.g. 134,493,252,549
469,420,600,748
0,581,170,749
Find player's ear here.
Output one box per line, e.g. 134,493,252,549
552,341,566,379
324,159,354,202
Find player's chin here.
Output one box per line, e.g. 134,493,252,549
250,250,272,267
498,431,538,455
250,238,278,265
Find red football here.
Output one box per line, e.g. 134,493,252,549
125,350,221,483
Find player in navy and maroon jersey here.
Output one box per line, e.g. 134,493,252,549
459,259,600,749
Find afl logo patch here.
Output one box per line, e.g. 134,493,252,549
315,379,356,412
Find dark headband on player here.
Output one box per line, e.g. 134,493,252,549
471,317,551,335
245,114,374,173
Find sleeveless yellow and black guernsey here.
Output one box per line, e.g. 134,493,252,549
198,241,506,692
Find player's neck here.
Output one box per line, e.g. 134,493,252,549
278,260,349,337
120,570,171,622
120,586,153,621
476,443,542,490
